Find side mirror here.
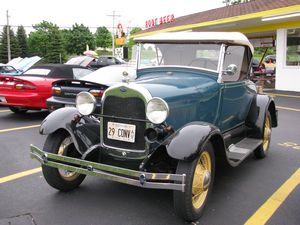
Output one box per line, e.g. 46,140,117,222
223,64,237,76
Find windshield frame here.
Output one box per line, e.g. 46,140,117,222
137,42,223,73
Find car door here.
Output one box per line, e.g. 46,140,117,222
218,45,255,132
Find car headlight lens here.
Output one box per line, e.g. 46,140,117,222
76,92,96,115
146,98,169,124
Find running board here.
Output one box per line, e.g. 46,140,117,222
227,138,263,166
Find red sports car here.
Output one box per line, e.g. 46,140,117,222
0,64,92,113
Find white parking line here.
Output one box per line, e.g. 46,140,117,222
0,109,10,113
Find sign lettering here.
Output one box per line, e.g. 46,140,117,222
145,14,175,28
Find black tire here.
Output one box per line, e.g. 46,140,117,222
173,142,215,222
9,106,28,114
254,111,272,159
42,130,86,192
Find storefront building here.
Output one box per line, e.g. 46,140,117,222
135,0,300,92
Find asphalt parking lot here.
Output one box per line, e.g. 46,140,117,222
0,90,299,225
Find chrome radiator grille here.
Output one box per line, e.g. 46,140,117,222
102,96,146,151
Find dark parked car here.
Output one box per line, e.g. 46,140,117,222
31,32,277,222
88,55,125,69
251,58,260,72
47,64,136,112
265,54,276,63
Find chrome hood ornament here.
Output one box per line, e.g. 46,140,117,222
122,71,130,84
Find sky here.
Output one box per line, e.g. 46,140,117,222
1,0,225,33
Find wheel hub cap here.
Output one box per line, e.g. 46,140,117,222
192,151,212,209
201,170,211,191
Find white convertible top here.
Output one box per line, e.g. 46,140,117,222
134,32,254,53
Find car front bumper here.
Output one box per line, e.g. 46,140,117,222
30,145,185,192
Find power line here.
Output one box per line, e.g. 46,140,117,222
0,25,144,29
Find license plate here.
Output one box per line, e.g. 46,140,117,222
0,96,7,103
107,122,136,143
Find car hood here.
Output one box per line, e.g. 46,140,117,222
65,56,95,67
81,64,137,85
11,56,42,73
133,68,220,129
135,68,219,100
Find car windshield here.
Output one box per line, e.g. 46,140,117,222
138,43,221,71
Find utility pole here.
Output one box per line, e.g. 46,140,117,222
107,11,121,57
6,10,11,62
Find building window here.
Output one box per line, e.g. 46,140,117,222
286,28,300,66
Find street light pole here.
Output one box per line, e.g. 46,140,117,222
107,11,121,57
6,10,11,62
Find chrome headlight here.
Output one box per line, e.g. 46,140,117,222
76,92,96,115
146,98,169,124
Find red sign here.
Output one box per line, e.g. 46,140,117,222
145,14,175,29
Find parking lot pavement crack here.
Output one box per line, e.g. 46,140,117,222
0,213,37,225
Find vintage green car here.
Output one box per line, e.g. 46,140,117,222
30,32,278,222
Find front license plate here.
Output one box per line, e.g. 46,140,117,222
107,122,136,143
0,96,7,103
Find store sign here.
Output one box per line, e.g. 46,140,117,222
115,47,124,59
116,22,126,46
145,14,175,28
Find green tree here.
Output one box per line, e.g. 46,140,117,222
127,27,142,60
95,26,112,50
0,26,20,63
47,28,65,63
65,23,95,55
28,21,66,63
17,26,28,58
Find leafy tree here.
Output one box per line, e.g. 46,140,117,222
47,28,66,63
65,23,95,55
0,26,20,63
17,26,28,58
95,26,112,50
127,27,142,60
28,21,66,63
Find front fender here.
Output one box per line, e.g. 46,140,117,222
166,122,222,160
40,108,100,154
40,107,80,135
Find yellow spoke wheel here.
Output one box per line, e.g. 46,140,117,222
42,130,86,192
262,115,271,152
254,112,272,159
192,151,212,209
174,142,215,222
57,136,80,181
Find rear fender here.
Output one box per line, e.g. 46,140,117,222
40,107,100,154
250,94,278,138
165,122,226,161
